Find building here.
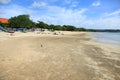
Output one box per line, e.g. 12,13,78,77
0,18,9,23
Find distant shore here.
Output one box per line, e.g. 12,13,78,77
0,31,120,80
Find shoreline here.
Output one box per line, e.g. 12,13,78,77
89,32,120,46
0,31,120,80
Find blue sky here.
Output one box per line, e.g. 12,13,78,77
0,0,120,29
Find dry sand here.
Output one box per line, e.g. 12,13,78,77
0,31,120,80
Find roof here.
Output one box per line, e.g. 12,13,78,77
0,18,9,23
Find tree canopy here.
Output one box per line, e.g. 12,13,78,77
0,14,119,32
0,22,8,28
9,14,35,28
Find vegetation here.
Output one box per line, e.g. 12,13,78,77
0,22,8,28
36,21,48,30
9,15,35,29
0,14,120,32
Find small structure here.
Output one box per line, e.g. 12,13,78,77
0,26,14,33
0,18,15,33
0,18,9,23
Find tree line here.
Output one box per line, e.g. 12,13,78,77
9,14,86,31
0,14,120,32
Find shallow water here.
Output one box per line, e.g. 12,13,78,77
90,32,120,46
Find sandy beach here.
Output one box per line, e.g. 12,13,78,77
0,31,120,80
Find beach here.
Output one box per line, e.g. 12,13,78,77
0,31,120,80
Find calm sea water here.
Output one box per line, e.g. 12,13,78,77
90,32,120,46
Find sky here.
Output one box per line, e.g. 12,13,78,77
0,0,120,29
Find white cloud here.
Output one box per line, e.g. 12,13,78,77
32,5,88,26
96,10,120,29
71,1,79,8
104,9,120,17
97,17,120,29
32,1,47,8
65,0,71,4
0,5,35,18
64,0,79,8
0,3,120,29
92,1,100,7
81,9,120,29
0,0,11,4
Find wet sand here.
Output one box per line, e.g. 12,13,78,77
0,32,120,80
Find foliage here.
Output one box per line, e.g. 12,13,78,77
0,22,8,28
62,25,76,31
7,14,120,32
36,21,44,29
76,27,86,31
9,14,35,28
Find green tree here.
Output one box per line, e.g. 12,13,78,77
54,25,62,30
61,25,76,31
0,22,8,28
67,25,76,31
9,14,35,28
62,25,67,31
77,27,86,31
36,21,48,30
49,24,55,31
